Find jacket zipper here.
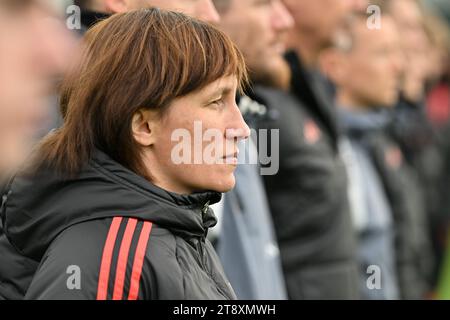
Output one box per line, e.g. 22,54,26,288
197,201,233,299
197,201,209,268
196,237,231,299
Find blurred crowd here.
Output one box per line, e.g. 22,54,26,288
0,0,450,300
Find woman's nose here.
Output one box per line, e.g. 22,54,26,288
226,103,251,141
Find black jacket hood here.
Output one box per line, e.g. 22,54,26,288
1,149,220,261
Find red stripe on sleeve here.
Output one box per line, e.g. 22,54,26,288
128,221,153,300
112,218,138,300
96,217,123,300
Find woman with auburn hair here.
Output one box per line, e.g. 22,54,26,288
0,8,249,300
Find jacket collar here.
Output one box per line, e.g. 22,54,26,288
2,149,221,260
91,149,221,209
338,107,392,137
285,50,341,147
80,10,111,31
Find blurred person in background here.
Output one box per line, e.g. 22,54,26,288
0,0,75,182
214,0,361,299
424,15,450,130
282,0,369,101
276,0,362,299
0,8,249,300
422,14,450,94
422,12,450,290
324,13,404,299
421,2,450,263
411,0,450,301
0,0,76,300
207,0,292,300
74,0,219,31
325,11,434,299
371,0,443,293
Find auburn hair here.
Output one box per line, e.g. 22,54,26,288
37,8,247,178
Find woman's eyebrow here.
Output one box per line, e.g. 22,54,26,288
208,86,233,99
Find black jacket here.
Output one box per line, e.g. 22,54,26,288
248,51,358,300
252,84,359,300
390,97,442,286
0,150,235,300
285,51,340,149
79,10,110,34
359,126,434,299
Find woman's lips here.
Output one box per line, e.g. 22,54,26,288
221,151,239,165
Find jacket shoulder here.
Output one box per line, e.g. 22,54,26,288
25,217,163,300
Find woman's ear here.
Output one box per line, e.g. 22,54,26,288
132,109,158,147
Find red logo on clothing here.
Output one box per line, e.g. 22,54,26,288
384,146,403,170
303,120,321,144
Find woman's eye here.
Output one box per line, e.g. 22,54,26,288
210,99,225,108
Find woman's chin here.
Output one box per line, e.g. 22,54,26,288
209,174,236,193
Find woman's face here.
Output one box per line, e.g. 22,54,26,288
139,75,250,195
